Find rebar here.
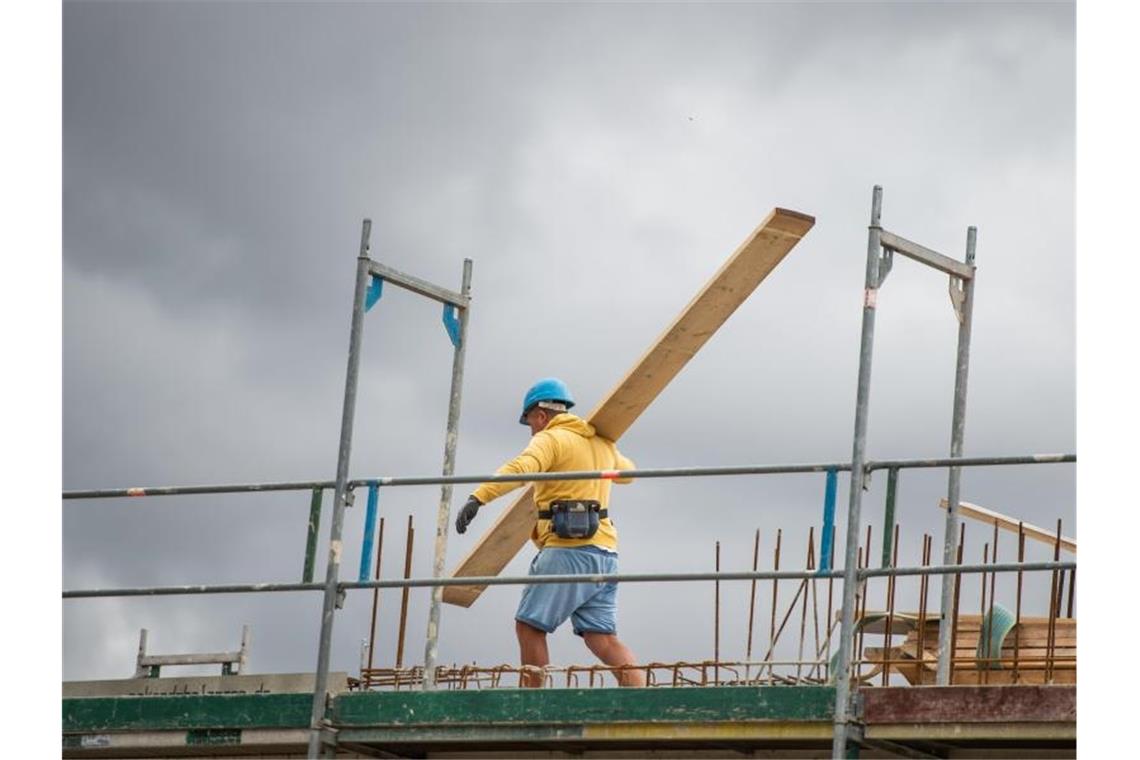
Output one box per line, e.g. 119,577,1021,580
366,517,385,674
745,529,760,681
714,540,720,686
395,515,414,668
1046,519,1062,682
1014,523,1026,682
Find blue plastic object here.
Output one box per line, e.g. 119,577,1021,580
819,469,837,573
365,276,384,312
358,483,380,582
442,304,461,348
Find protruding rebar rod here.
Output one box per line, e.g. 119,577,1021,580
424,258,473,690
833,184,884,758
366,517,386,678
916,535,931,684
796,529,814,682
308,219,372,759
714,540,721,686
745,529,760,681
396,515,414,669
767,528,782,677
302,488,323,583
1014,522,1026,682
936,225,978,685
980,543,990,682
1046,519,1062,682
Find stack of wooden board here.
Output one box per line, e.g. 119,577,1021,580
861,613,1076,685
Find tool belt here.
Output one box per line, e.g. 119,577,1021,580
538,500,607,540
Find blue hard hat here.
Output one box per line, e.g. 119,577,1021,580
519,378,575,424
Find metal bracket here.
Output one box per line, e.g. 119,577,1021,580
876,248,893,288
861,468,873,492
335,589,347,610
343,488,356,508
364,275,384,312
442,303,461,348
948,275,967,324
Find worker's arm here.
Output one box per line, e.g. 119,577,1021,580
613,449,636,484
471,432,560,506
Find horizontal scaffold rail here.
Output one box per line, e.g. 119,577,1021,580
63,561,1075,599
62,453,1075,499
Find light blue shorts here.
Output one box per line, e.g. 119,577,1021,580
515,546,619,637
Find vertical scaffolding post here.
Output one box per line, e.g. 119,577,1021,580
308,220,372,759
423,258,474,689
935,226,977,684
832,185,883,758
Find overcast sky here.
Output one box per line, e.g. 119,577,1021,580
62,1,1076,683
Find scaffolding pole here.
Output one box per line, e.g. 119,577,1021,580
307,220,372,758
423,258,473,689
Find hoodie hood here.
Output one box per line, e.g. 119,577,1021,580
545,413,595,438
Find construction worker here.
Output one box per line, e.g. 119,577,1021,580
455,377,645,687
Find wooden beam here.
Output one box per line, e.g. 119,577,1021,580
442,208,815,606
937,499,1076,554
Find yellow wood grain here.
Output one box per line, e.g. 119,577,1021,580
443,208,815,606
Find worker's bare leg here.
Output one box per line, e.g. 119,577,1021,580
515,620,549,688
582,632,646,687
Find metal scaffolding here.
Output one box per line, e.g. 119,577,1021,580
62,192,1076,760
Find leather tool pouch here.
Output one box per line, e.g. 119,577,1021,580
540,500,606,540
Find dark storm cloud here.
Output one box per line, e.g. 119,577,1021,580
64,2,1074,680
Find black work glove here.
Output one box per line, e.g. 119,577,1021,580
455,495,482,534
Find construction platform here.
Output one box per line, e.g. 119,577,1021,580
63,677,1074,759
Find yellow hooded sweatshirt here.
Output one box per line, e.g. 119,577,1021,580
472,413,634,551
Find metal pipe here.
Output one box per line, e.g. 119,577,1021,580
833,184,883,759
423,258,473,690
948,523,965,684
936,225,977,685
1066,566,1076,618
302,488,323,584
307,219,372,759
396,515,414,669
62,453,1075,500
881,526,899,687
63,561,1075,600
880,467,898,567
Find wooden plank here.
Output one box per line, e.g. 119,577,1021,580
443,208,815,606
937,499,1076,553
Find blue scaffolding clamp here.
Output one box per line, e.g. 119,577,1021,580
442,304,461,348
365,275,384,312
